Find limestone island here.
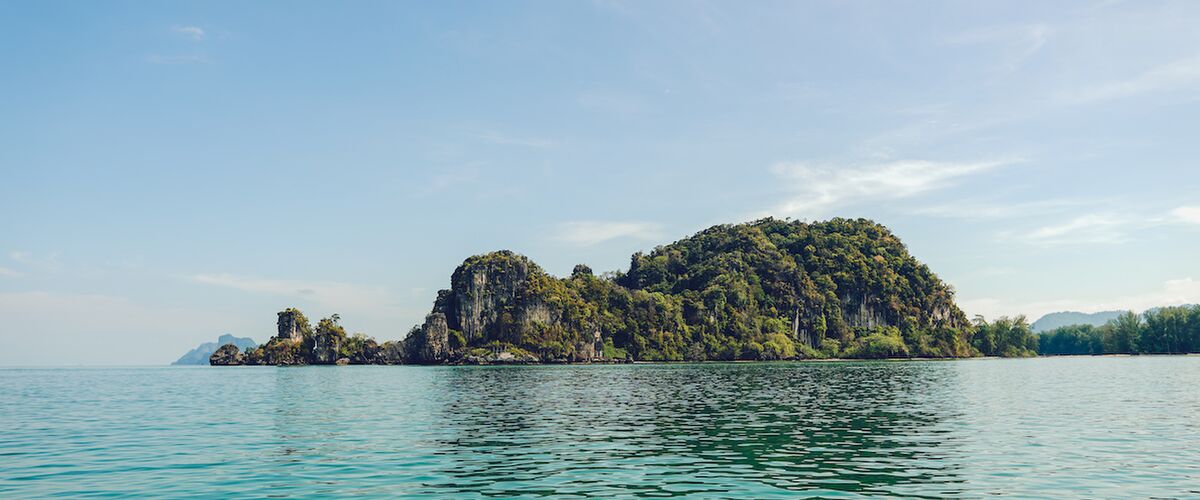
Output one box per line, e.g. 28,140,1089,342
211,217,979,366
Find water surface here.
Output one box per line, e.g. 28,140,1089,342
2,357,1199,498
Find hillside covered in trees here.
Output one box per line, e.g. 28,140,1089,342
213,218,990,365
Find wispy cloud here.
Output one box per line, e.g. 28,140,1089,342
1019,213,1131,246
765,159,1012,217
912,198,1083,219
0,266,21,277
189,273,402,316
1171,205,1200,224
172,25,206,40
1069,55,1200,103
1008,206,1191,246
553,221,663,246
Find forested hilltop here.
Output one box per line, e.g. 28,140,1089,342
212,218,1007,366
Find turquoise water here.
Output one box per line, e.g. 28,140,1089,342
2,358,1199,498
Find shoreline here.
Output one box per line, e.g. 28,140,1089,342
200,352,1200,368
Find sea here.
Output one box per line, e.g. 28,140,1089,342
2,357,1199,498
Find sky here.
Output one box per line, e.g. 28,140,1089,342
3,1,1200,365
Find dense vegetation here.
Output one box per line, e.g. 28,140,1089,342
970,315,1038,357
425,218,975,362
1037,306,1200,355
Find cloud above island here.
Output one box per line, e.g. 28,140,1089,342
552,221,664,246
765,159,1013,218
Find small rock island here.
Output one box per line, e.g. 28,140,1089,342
212,218,973,366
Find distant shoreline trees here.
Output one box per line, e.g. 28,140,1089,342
1037,306,1200,355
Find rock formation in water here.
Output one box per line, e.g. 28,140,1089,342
212,217,974,365
174,334,256,365
209,343,245,365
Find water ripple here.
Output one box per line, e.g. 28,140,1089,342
1,358,1199,498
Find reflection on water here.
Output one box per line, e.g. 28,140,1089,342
2,358,1199,498
427,364,966,497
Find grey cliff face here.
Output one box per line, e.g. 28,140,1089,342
406,313,450,364
311,333,340,365
351,339,382,364
379,340,407,364
443,251,550,345
277,310,305,343
841,293,889,331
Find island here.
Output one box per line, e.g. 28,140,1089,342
211,217,1036,366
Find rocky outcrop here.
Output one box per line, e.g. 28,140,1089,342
209,343,244,365
310,331,341,365
351,338,383,364
405,313,451,364
572,330,602,361
379,340,408,364
277,309,308,344
441,251,554,344
174,334,256,365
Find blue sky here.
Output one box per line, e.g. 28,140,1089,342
3,1,1200,365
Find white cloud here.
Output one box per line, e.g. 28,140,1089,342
1069,56,1200,103
1021,214,1130,245
553,221,663,246
959,277,1200,322
0,266,21,277
172,25,206,40
1011,206,1199,246
766,159,1011,217
1171,205,1200,224
912,199,1083,219
189,273,403,316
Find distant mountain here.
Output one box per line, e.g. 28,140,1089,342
173,334,257,365
1031,311,1126,332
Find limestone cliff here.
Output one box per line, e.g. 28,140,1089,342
399,218,973,361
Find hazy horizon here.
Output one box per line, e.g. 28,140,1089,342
4,1,1200,365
